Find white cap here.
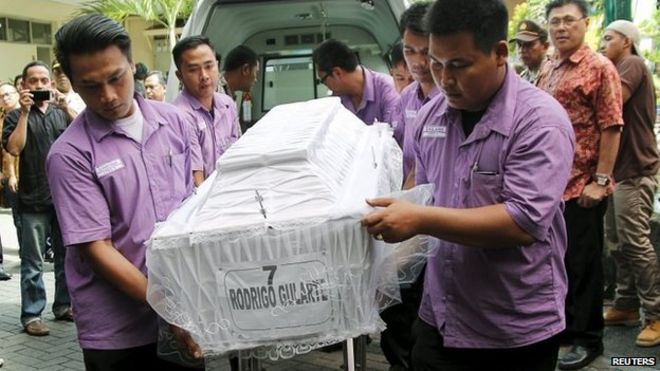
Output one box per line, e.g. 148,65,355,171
606,20,640,55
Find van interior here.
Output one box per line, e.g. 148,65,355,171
167,0,407,128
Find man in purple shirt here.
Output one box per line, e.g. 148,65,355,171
389,42,414,94
379,4,440,371
173,36,241,186
362,0,575,369
392,2,441,189
313,39,399,125
47,14,199,370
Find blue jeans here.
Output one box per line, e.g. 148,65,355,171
19,210,70,326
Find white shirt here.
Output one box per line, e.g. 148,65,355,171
113,100,144,143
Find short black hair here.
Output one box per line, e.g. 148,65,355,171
172,35,215,71
545,0,589,18
134,62,148,80
146,70,166,86
400,1,431,35
54,14,132,82
424,0,508,54
13,75,22,87
22,61,51,80
223,45,258,72
312,39,358,74
390,42,406,67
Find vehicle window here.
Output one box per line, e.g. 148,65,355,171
262,56,317,111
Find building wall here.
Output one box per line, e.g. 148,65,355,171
0,0,78,82
125,17,156,70
0,3,159,83
0,43,39,82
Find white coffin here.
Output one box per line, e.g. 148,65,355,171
146,97,403,357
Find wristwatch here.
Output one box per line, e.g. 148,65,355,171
592,173,611,187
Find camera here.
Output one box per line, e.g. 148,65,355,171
29,90,52,102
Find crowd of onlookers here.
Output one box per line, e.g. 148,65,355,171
0,0,659,370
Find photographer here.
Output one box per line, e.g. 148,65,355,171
2,61,74,336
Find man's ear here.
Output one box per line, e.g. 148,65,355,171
494,40,509,66
130,62,136,75
623,36,633,51
331,67,342,80
175,70,182,81
241,63,251,76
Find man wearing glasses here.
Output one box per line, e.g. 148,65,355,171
537,0,623,369
510,20,550,84
313,39,399,126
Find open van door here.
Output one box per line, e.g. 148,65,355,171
167,0,406,127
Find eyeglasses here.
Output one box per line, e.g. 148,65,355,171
317,72,332,85
549,16,586,28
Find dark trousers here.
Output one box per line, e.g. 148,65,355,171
83,343,197,371
380,265,425,370
562,199,606,349
411,319,560,371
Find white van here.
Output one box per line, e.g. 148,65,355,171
167,0,407,127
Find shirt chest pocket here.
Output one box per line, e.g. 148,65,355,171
464,137,504,207
466,172,504,207
157,151,188,203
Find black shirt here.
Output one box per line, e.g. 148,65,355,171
2,105,69,212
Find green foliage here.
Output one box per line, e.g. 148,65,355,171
80,0,193,26
508,0,549,57
79,0,194,48
509,2,531,44
586,0,607,50
585,11,605,50
639,9,660,66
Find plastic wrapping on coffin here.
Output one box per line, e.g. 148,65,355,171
146,97,430,358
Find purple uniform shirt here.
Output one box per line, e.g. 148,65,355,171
173,89,240,177
46,94,194,350
413,68,574,348
391,81,440,180
338,66,399,125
